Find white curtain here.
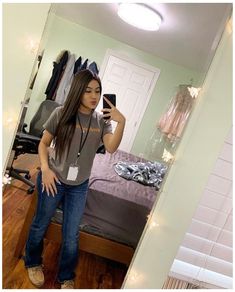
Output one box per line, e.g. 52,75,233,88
162,276,200,289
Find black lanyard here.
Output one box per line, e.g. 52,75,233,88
77,113,92,158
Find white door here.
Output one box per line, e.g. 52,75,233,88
98,50,160,152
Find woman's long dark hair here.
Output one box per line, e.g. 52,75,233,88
54,69,102,161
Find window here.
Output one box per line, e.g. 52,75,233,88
169,128,233,289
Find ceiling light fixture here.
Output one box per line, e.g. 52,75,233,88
117,3,162,31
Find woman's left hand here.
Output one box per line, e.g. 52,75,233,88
101,96,126,124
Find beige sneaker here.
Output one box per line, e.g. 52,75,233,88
61,280,75,289
27,265,45,287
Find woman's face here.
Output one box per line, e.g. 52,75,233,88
79,79,101,113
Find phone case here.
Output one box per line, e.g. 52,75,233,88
103,94,116,108
103,94,116,120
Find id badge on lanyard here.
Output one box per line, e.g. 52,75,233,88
67,155,80,181
67,164,80,181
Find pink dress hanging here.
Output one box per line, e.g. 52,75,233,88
158,85,194,141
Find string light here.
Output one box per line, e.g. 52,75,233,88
128,269,145,285
6,117,13,123
147,214,160,230
129,270,139,282
162,149,174,163
2,174,12,186
188,87,201,98
20,35,39,54
3,110,18,130
149,220,160,230
28,39,39,54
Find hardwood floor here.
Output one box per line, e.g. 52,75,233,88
2,154,128,289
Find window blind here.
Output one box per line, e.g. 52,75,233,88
169,128,233,289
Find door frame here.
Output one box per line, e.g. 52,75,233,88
99,49,161,152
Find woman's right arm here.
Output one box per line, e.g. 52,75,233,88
38,130,60,197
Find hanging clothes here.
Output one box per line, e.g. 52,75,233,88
45,50,100,103
45,50,69,100
157,85,194,141
73,56,82,74
88,61,99,74
54,54,76,105
79,59,88,71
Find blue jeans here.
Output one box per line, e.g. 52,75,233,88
24,171,89,282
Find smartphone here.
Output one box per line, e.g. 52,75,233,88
103,94,116,120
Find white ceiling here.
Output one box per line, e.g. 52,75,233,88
51,3,232,73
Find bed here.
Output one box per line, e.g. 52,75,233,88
14,149,166,265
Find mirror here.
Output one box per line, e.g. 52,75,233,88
3,2,232,289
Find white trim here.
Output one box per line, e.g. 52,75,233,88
99,49,160,152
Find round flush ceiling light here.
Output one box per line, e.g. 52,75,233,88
117,3,162,31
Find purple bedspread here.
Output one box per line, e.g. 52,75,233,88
80,149,158,247
88,150,157,209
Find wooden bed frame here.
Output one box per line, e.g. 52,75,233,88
14,191,135,265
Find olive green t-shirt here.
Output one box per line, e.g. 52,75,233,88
43,106,113,185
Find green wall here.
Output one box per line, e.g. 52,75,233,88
25,13,202,155
2,3,50,171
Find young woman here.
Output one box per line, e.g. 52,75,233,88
24,69,125,289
